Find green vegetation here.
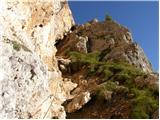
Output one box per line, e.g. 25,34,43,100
69,51,144,82
99,81,117,91
131,88,158,119
68,51,158,118
68,51,100,73
12,41,31,52
105,14,113,21
69,51,100,65
95,81,116,99
12,41,21,51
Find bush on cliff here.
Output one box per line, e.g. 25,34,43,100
68,51,158,118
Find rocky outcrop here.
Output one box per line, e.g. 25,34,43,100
75,36,88,53
57,57,71,74
0,0,75,119
56,18,158,119
0,0,158,118
66,91,91,113
56,19,152,73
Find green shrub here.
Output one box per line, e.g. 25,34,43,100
95,81,116,99
96,81,117,93
131,107,149,119
103,69,113,80
99,48,111,61
69,51,144,83
102,81,117,91
69,51,100,65
108,64,123,74
102,62,145,85
105,14,113,21
69,51,100,73
12,41,21,51
112,73,130,84
68,51,158,119
131,88,158,119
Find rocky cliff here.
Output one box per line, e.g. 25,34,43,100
0,0,76,119
56,19,153,73
56,18,159,119
0,1,158,119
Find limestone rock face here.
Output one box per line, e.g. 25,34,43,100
0,0,74,70
0,0,74,119
0,40,51,119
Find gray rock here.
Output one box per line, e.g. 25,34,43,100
0,41,51,119
125,32,133,42
75,36,88,53
127,43,153,73
89,18,99,23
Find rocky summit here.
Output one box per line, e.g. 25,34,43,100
0,0,159,119
56,17,158,119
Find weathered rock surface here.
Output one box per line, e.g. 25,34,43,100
56,19,153,73
134,73,159,92
0,40,51,119
75,36,88,53
66,91,91,113
57,57,71,74
0,0,74,71
0,0,158,118
56,18,158,119
0,0,75,119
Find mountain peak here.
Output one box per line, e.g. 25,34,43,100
56,20,152,73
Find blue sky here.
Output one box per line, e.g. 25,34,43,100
69,1,159,71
